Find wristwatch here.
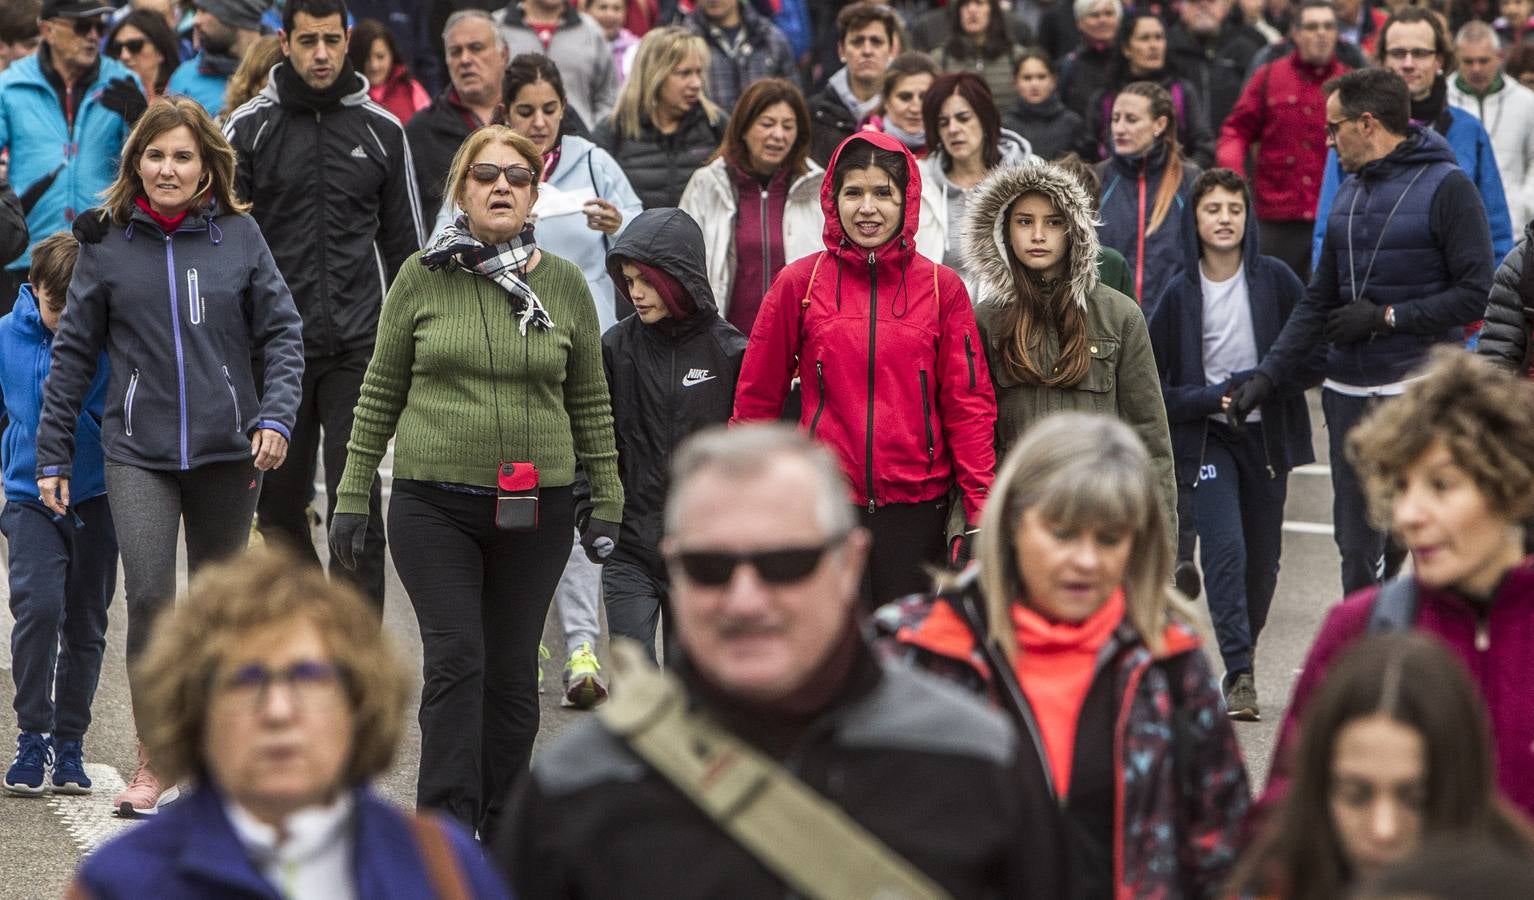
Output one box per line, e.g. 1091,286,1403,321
1384,305,1396,330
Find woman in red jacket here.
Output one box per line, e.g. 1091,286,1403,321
350,19,429,125
733,131,999,606
1257,349,1534,824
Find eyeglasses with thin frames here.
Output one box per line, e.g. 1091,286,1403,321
1384,47,1438,62
215,659,347,712
1325,115,1360,140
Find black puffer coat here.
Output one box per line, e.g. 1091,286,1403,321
601,208,746,560
592,105,724,210
1480,223,1533,373
1001,95,1088,161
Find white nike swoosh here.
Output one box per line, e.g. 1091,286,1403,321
681,374,717,387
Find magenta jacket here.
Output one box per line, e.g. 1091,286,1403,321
1258,558,1534,821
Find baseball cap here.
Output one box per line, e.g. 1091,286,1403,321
40,0,116,18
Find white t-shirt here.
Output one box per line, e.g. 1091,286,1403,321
1200,263,1260,423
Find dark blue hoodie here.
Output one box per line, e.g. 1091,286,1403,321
0,284,109,503
1146,188,1324,487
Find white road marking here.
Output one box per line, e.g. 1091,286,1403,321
1283,521,1335,535
47,764,137,855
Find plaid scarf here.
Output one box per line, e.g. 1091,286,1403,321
420,218,554,334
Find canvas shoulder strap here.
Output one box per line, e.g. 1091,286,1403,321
597,640,952,900
407,812,472,900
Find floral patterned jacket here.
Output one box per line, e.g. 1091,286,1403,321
873,595,1251,899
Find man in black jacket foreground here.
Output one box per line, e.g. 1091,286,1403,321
223,0,424,609
497,423,1066,899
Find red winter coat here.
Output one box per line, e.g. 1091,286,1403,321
732,132,998,521
1256,559,1534,824
1216,51,1349,222
368,65,430,126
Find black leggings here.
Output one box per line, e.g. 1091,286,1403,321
388,479,574,842
859,498,947,611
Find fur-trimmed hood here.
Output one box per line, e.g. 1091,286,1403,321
962,159,1101,310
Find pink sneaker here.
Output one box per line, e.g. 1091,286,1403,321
113,747,165,818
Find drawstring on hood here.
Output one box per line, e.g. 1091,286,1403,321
962,159,1102,310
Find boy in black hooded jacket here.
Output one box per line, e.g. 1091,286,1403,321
599,208,747,661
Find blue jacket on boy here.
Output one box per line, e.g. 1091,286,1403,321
0,284,108,504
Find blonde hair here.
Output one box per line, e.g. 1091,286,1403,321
221,35,283,122
102,97,250,224
976,412,1187,657
610,26,719,141
443,125,544,211
134,545,410,787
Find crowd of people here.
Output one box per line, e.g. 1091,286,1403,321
2,0,1534,896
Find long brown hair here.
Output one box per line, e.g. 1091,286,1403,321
1117,81,1182,237
1228,633,1534,898
996,193,1089,387
103,97,250,224
714,78,811,179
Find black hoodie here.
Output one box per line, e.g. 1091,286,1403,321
601,208,748,560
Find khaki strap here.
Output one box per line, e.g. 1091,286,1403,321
599,640,952,900
408,812,472,900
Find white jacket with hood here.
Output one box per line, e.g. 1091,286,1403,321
677,156,826,324
917,128,1032,300
1448,76,1534,232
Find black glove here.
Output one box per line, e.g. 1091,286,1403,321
1227,372,1273,427
99,76,148,127
17,169,60,215
1324,298,1388,345
580,517,620,564
328,512,368,571
71,207,111,245
573,499,593,536
949,527,978,569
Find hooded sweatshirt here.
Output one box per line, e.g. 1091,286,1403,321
602,208,747,558
965,160,1178,536
734,131,998,522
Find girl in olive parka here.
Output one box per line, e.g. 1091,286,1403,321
965,159,1176,533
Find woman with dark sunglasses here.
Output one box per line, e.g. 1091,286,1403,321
875,412,1250,899
330,125,622,843
105,10,178,102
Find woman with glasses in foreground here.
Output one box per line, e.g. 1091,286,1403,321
73,546,511,899
329,126,622,843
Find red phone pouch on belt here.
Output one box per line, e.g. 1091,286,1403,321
496,461,540,531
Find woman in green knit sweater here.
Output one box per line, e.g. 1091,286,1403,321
329,126,623,841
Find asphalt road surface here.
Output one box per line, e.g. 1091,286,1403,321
0,394,1347,898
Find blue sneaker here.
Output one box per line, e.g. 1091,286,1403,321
51,739,92,795
4,732,51,796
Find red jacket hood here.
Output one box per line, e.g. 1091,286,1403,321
819,131,923,267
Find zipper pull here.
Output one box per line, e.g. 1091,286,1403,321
1476,613,1490,652
868,498,877,514
867,250,876,268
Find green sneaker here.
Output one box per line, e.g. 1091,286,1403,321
1225,672,1260,722
563,642,608,710
537,643,551,692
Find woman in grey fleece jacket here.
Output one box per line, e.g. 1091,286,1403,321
35,98,303,817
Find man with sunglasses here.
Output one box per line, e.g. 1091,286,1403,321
223,0,425,609
0,0,135,315
1229,67,1495,596
497,424,1065,898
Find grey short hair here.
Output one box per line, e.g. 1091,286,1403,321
1456,20,1501,50
1074,0,1123,22
443,8,509,55
664,424,855,539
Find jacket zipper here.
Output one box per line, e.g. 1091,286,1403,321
314,110,333,354
1135,163,1147,303
187,268,202,324
964,333,977,390
759,187,771,299
809,360,826,436
865,251,878,514
163,234,190,469
919,369,934,470
124,368,139,437
222,365,240,431
1476,607,1490,652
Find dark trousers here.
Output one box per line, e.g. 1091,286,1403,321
1259,218,1313,284
106,460,261,704
2,497,117,738
859,498,947,610
257,347,386,609
1321,389,1406,594
388,480,574,842
1193,423,1287,677
603,548,672,665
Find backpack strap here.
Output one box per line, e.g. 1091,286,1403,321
598,640,953,900
1366,574,1420,635
407,812,472,900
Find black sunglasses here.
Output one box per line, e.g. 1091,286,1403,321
70,16,110,37
467,163,534,187
108,38,147,56
672,537,846,587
